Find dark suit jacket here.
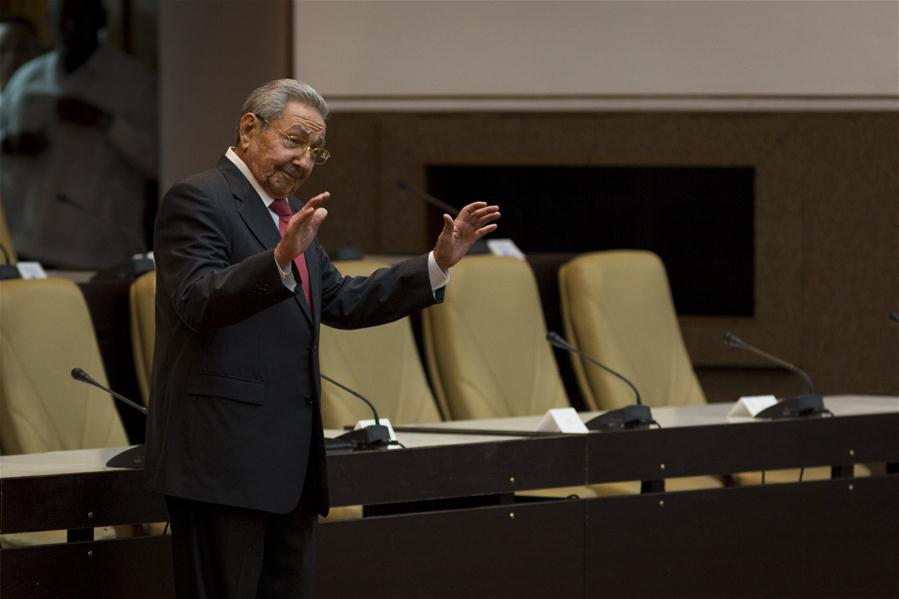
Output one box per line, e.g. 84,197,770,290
143,157,440,515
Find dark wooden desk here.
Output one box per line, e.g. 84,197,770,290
2,400,897,598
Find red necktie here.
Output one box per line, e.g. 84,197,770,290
270,198,312,309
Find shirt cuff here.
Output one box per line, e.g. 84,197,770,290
275,254,298,292
428,251,449,291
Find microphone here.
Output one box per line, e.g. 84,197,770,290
70,367,146,467
397,179,459,215
890,312,899,323
722,332,826,419
397,180,490,255
546,331,654,431
56,193,154,278
0,243,20,280
320,373,391,450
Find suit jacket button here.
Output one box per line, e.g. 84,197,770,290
304,392,313,405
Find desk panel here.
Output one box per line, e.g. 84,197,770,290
586,476,899,598
328,435,586,506
0,469,167,534
0,536,174,599
585,412,899,483
316,499,585,598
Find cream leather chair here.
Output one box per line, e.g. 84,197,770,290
319,260,442,427
559,252,849,486
423,255,569,421
319,260,444,521
421,256,609,498
129,271,156,405
0,278,128,545
559,250,705,411
558,251,727,492
0,278,129,453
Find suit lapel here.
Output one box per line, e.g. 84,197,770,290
219,158,281,251
218,157,313,326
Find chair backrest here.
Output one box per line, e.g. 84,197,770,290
558,251,706,411
319,260,442,427
129,271,156,405
0,278,128,453
0,197,16,264
422,255,569,420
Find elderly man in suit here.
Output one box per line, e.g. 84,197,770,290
144,79,499,599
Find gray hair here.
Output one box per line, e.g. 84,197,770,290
235,79,329,143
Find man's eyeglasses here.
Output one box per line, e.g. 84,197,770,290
254,114,331,165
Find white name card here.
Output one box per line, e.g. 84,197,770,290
354,418,398,442
728,395,778,418
536,408,589,434
486,238,525,260
16,261,47,279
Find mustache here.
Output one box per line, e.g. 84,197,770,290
281,166,305,179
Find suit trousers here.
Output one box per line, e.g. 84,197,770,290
165,478,318,599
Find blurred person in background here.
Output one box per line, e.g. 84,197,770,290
0,0,156,270
0,16,38,98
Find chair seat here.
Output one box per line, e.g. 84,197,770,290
730,464,871,486
0,527,118,548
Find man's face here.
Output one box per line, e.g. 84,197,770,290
238,101,326,199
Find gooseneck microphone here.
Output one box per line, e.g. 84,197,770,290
397,179,459,215
722,332,826,419
72,368,147,414
320,374,391,450
70,367,146,467
546,332,654,431
397,180,490,255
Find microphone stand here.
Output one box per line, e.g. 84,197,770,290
547,332,654,431
70,368,146,468
397,180,490,255
723,333,826,419
320,374,391,450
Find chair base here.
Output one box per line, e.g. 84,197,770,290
106,445,145,468
326,425,391,451
586,404,654,431
0,265,20,280
756,394,826,419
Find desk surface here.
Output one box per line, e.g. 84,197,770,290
2,395,896,480
399,394,899,431
0,432,532,479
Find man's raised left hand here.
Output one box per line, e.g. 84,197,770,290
432,201,501,271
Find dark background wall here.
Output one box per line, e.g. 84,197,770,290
306,112,899,402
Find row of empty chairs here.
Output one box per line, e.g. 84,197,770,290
2,251,709,452
420,253,721,494
317,252,702,426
